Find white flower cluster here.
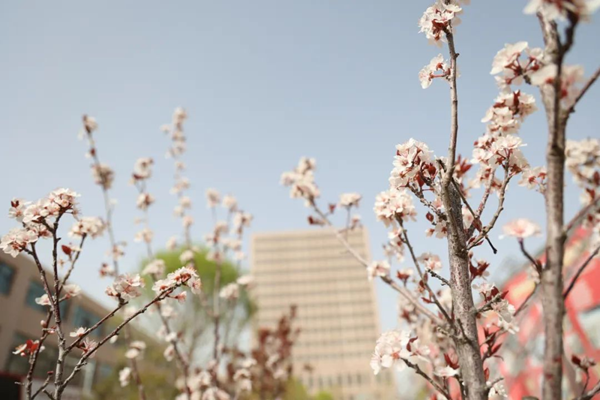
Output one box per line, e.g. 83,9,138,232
524,0,600,22
339,192,362,208
370,330,430,375
280,157,320,205
69,216,105,238
374,187,417,227
419,54,450,89
91,163,115,190
151,266,202,295
2,189,80,257
501,218,541,239
105,274,145,300
419,1,463,46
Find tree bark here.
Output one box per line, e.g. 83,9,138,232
442,183,488,400
538,15,566,400
542,115,567,400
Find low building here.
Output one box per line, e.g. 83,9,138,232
0,253,130,399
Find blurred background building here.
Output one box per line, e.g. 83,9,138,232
0,253,160,400
251,228,396,400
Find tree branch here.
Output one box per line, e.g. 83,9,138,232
563,245,600,299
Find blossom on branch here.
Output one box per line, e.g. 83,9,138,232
69,216,105,238
280,157,320,205
374,188,417,227
106,274,145,300
524,0,600,21
419,1,463,46
501,218,541,239
339,193,362,208
1,227,39,257
367,260,391,281
91,164,115,190
419,54,450,89
370,330,430,375
389,139,436,188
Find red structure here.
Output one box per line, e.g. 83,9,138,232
499,227,600,398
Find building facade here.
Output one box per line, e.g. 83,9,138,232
251,228,396,400
0,253,125,399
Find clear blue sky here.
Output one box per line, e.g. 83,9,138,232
1,1,599,334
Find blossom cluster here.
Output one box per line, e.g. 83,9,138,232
2,189,83,258
280,157,320,205
370,330,430,375
524,0,600,22
418,1,463,46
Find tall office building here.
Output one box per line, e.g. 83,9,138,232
251,228,396,400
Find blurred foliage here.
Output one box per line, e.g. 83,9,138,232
241,378,332,400
144,247,256,319
92,334,179,400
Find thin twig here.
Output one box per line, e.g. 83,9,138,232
310,199,443,325
563,245,600,299
398,218,453,324
403,359,451,400
566,66,600,116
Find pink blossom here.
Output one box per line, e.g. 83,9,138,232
524,0,600,21
374,188,417,227
419,54,449,88
501,218,541,239
206,188,221,208
136,193,155,210
367,261,390,281
419,2,463,45
106,274,145,300
63,284,82,298
219,283,240,300
125,341,146,359
1,227,39,257
417,253,442,271
119,367,131,387
339,193,362,208
69,216,105,238
222,195,238,211
82,115,98,133
389,138,435,188
132,157,154,180
435,365,459,377
142,259,166,277
70,327,87,338
91,164,115,189
8,198,29,221
35,294,52,306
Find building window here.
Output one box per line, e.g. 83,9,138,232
25,281,46,312
25,281,70,318
4,333,30,376
73,306,102,337
0,262,15,295
96,363,113,384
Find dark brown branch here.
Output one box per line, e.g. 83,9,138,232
398,218,453,324
310,199,443,325
563,245,600,299
403,359,451,400
566,66,600,116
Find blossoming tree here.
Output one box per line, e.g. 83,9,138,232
281,1,600,399
1,108,304,400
